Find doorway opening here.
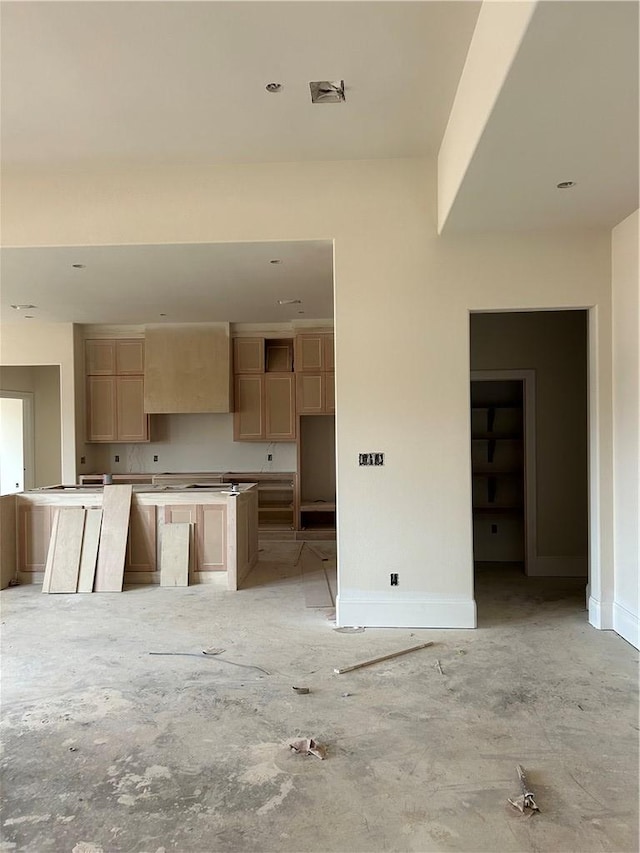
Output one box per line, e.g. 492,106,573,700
470,310,589,623
0,392,35,494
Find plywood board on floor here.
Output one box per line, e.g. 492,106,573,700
161,523,190,587
94,485,132,592
259,541,304,566
49,508,85,593
77,509,102,593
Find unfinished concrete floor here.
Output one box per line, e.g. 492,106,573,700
1,546,638,853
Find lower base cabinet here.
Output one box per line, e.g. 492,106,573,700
163,504,227,573
126,505,156,571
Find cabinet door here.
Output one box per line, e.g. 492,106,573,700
18,504,51,572
116,340,144,375
265,374,296,440
196,504,227,572
296,374,324,414
85,340,116,375
117,376,149,442
324,334,335,372
234,338,264,373
87,376,117,442
295,335,324,372
126,505,156,571
233,375,265,440
325,372,335,413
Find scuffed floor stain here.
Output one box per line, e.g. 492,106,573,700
3,814,51,826
256,778,294,815
3,687,132,732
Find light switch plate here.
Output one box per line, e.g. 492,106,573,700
359,452,384,466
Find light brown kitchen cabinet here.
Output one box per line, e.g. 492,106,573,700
126,505,156,571
18,504,51,572
295,334,325,372
324,334,335,372
86,338,149,442
297,372,334,414
264,374,296,439
234,374,296,441
234,375,265,440
234,338,264,373
163,503,227,573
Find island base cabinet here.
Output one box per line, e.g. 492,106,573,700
18,505,52,572
163,503,227,573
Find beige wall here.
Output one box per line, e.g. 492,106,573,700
0,323,75,483
100,415,297,476
471,311,588,574
0,364,62,487
612,209,639,648
1,158,613,627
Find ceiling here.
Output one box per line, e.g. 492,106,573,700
0,241,334,325
443,0,639,231
0,1,637,326
0,1,481,168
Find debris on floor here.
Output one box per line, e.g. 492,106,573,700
508,764,540,814
202,647,226,656
334,626,365,634
289,738,327,759
436,659,444,675
149,651,270,674
334,641,435,674
292,686,310,694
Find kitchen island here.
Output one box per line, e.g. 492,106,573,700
11,483,258,591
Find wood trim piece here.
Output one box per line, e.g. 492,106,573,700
94,485,132,592
161,523,190,587
77,508,102,593
49,508,85,593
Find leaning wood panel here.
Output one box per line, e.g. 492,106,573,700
41,509,60,593
49,508,85,594
94,485,132,592
144,324,231,413
160,523,190,587
77,509,102,593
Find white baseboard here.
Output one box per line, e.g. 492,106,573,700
528,556,588,577
589,595,613,630
612,602,640,649
336,594,477,628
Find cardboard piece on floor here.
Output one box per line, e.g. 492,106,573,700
94,485,132,592
77,508,103,593
161,523,190,587
49,507,86,593
41,509,60,594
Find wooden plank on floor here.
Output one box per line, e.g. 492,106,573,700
77,508,102,593
94,485,132,592
160,523,190,587
41,509,60,594
49,508,85,593
301,546,333,608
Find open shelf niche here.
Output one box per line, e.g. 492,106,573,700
298,414,336,531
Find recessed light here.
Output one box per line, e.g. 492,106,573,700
297,311,305,315
72,263,86,268
159,313,167,317
556,181,576,189
278,299,302,305
265,82,282,93
24,315,34,319
269,259,282,264
11,304,36,310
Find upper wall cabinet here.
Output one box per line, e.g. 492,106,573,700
144,324,232,413
295,333,334,372
85,339,149,442
232,337,296,441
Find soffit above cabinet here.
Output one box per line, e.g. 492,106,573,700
144,323,231,414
